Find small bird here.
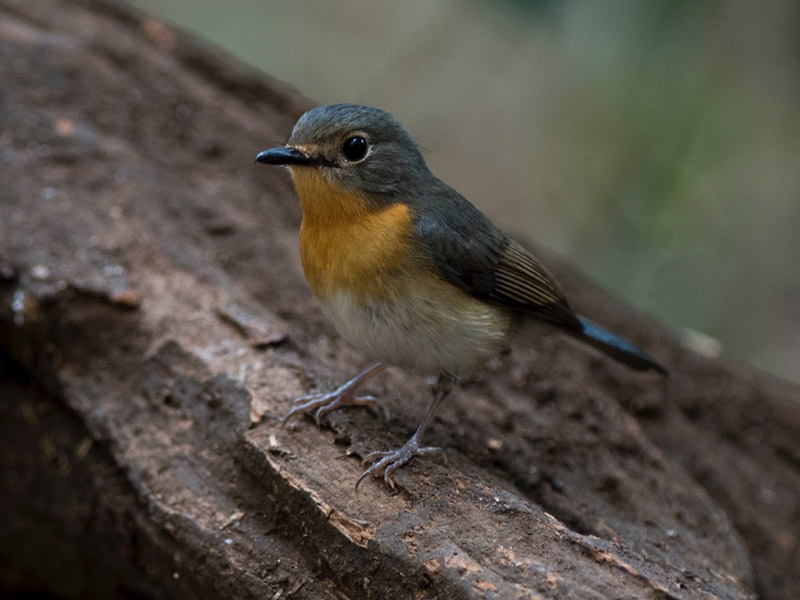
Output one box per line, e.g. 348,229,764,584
256,104,666,488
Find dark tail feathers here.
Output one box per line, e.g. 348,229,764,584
573,316,668,375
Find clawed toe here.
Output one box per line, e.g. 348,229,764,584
282,390,381,426
281,364,387,427
280,393,331,425
355,440,440,489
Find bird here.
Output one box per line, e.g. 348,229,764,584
255,103,667,488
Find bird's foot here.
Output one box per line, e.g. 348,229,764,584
282,385,379,427
356,437,440,489
282,363,386,426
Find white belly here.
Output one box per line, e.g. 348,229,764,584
319,277,510,375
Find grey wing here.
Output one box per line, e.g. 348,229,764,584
412,190,581,331
491,239,581,329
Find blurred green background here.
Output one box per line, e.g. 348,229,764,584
129,0,800,384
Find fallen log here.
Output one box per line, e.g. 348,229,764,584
1,1,797,598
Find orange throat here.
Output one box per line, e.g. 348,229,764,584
291,168,413,301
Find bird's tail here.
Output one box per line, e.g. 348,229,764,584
572,316,668,375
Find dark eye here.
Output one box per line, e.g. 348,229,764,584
342,136,368,161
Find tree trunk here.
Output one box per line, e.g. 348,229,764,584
0,1,797,598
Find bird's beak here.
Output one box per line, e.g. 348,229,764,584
255,146,314,166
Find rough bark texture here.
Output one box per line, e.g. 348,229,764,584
0,1,798,599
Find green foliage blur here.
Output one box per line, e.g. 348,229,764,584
130,0,800,383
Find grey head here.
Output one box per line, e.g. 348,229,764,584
256,104,434,197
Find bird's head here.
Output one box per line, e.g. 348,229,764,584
256,104,432,207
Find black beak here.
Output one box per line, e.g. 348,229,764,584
255,146,314,166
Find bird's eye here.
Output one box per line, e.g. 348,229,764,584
342,136,368,162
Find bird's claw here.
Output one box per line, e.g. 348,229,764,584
355,439,440,489
282,389,380,426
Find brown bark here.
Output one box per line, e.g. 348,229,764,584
0,1,797,598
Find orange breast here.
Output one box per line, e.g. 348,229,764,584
291,168,413,300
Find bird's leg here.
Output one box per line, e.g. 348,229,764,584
283,363,386,426
356,371,458,489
